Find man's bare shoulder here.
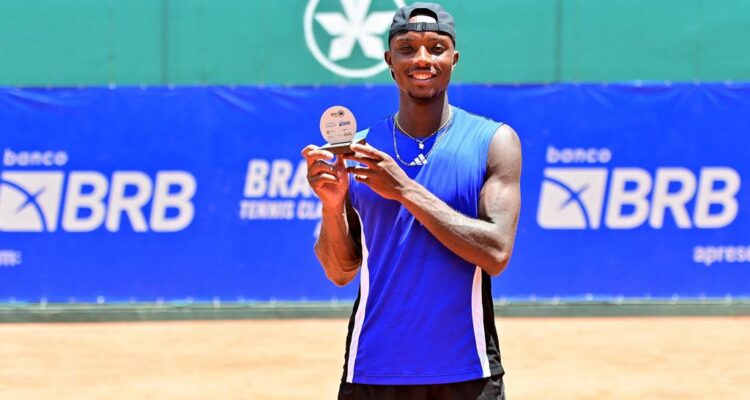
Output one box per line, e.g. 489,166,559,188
487,124,522,175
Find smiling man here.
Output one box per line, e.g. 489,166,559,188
302,3,521,399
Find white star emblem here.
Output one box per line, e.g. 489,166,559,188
314,0,394,61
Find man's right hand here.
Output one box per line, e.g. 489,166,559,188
301,145,349,212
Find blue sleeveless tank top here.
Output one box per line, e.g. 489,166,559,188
343,106,505,385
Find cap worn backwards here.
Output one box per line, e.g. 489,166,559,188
388,2,456,45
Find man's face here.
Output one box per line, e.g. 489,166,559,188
385,15,459,102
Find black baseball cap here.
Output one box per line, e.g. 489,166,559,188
388,2,456,45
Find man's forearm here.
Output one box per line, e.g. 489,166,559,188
314,206,362,286
398,183,511,276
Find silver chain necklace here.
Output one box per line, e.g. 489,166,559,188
392,107,454,167
394,107,453,150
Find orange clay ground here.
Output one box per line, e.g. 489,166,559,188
0,317,748,400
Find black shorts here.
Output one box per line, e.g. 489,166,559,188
338,375,506,400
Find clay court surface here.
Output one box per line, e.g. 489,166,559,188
1,317,748,399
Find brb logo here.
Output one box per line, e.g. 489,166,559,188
304,0,405,78
0,149,197,232
537,146,741,230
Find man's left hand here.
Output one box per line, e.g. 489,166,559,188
343,143,413,201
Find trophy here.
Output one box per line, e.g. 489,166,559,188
319,106,367,154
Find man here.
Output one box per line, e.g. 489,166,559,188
302,3,521,399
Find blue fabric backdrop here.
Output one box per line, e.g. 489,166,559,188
1,84,748,301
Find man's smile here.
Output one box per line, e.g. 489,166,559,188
409,70,437,81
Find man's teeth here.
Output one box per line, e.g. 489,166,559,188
412,73,433,80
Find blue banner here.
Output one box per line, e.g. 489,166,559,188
1,84,749,302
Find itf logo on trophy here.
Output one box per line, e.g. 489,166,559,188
319,105,366,153
304,0,405,78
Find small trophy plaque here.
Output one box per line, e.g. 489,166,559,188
319,106,367,154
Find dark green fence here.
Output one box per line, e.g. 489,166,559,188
2,0,749,85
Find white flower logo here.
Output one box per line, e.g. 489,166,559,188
305,0,406,78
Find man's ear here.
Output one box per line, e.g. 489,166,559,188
453,50,460,69
384,51,395,79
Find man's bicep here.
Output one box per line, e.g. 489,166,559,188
479,124,522,228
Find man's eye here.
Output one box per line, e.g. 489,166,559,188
432,46,445,53
400,46,413,52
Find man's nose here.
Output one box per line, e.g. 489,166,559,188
414,46,432,66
